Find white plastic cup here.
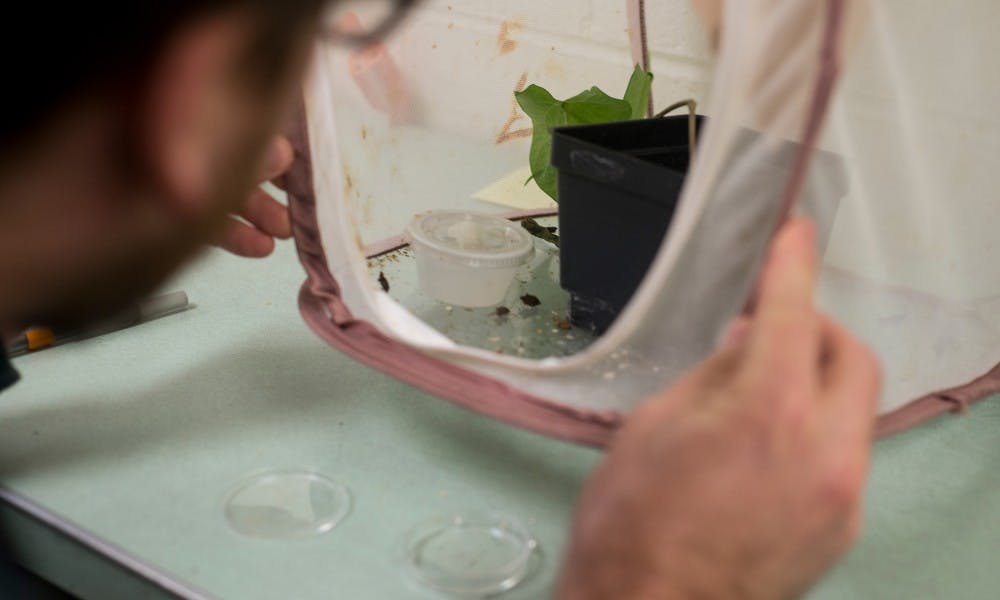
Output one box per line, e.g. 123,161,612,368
407,211,535,308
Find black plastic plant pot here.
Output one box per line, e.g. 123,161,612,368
552,115,705,334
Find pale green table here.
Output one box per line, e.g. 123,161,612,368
0,242,997,599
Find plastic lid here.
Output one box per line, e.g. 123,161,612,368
407,211,534,268
401,511,538,596
222,469,351,540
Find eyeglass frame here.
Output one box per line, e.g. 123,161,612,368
322,0,420,45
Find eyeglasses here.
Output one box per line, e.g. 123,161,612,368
323,0,420,45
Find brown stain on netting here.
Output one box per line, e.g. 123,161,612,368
362,195,374,226
342,164,355,198
496,71,533,145
541,58,567,82
338,162,366,251
497,21,522,55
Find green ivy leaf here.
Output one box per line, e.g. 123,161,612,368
514,84,561,121
622,64,654,119
525,103,567,200
514,67,653,202
563,87,632,125
516,86,568,200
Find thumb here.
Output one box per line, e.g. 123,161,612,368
745,218,821,385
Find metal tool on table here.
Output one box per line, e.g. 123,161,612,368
6,291,192,358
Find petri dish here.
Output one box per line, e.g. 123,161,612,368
222,469,351,540
402,511,539,597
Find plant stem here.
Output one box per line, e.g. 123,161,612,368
655,99,698,158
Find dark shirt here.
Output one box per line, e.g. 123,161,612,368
0,349,18,393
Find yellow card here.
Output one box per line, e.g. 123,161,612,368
472,166,557,211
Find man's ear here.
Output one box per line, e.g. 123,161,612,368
139,10,256,216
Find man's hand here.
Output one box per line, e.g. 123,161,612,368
217,136,294,258
557,219,881,600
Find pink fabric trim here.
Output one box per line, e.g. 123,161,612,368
286,105,619,448
774,0,846,228
626,0,648,71
876,362,1000,438
297,284,621,447
290,1,999,447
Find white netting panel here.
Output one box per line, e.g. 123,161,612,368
819,0,1000,411
304,0,999,415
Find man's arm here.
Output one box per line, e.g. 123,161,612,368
557,219,881,599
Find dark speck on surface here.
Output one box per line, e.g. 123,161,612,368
496,306,511,317
520,294,541,307
378,271,390,292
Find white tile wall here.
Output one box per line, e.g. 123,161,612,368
406,0,715,115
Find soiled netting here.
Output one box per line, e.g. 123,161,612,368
818,0,1000,413
289,0,1000,444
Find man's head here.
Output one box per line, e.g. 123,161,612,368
0,3,323,333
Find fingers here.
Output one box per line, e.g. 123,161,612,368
811,316,880,540
241,188,292,240
820,318,881,402
214,163,292,259
745,218,821,390
217,217,277,258
718,316,752,351
816,316,882,445
259,136,294,183
214,133,296,261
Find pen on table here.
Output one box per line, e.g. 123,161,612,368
5,291,192,358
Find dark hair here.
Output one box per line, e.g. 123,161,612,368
1,2,324,144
